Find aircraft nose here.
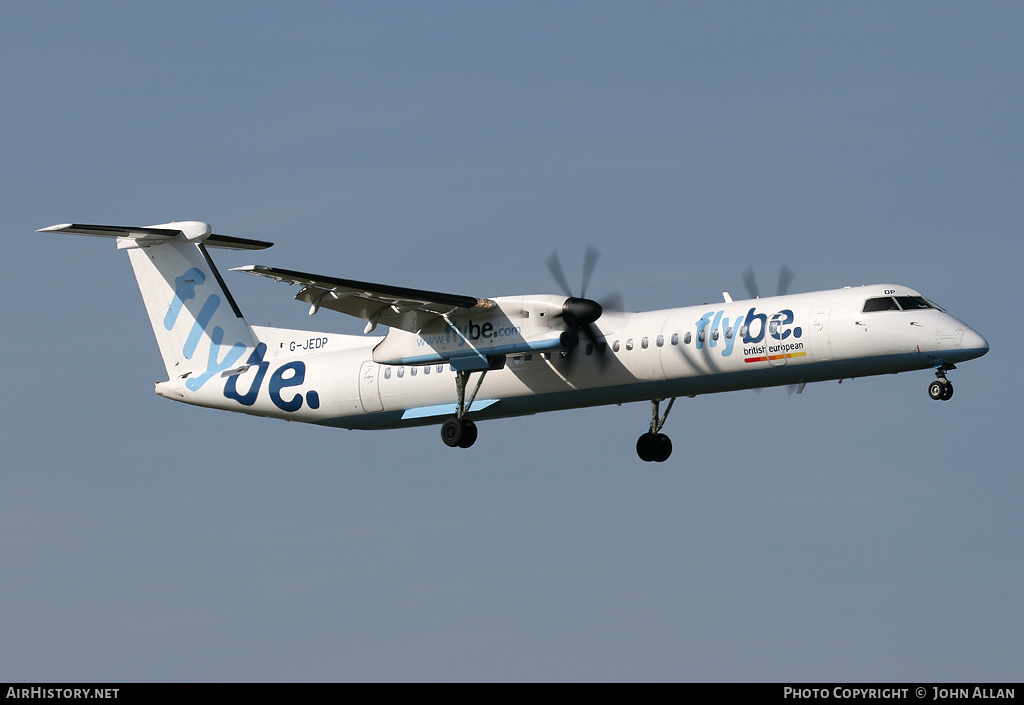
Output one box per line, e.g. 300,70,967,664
961,327,989,357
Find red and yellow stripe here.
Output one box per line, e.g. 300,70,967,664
744,351,807,364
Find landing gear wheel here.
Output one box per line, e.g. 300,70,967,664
441,417,478,448
457,419,478,448
638,398,676,462
636,432,672,462
637,433,655,461
441,417,463,447
930,365,957,402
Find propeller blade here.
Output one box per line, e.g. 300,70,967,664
580,245,600,299
600,291,624,314
777,265,795,297
582,323,612,371
742,266,760,299
743,265,795,299
546,250,573,298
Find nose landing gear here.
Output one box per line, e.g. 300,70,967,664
928,365,955,401
637,398,675,462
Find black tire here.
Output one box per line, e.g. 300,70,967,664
637,433,656,462
941,382,954,401
653,433,673,462
928,380,946,400
457,419,478,448
441,417,464,447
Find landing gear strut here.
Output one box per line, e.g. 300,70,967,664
928,365,955,401
441,368,488,448
637,398,675,462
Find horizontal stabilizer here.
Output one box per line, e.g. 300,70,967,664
204,233,274,250
38,223,273,250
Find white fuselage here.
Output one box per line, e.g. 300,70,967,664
154,283,988,430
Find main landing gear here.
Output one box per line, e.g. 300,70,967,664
441,416,477,448
637,398,676,463
928,365,955,401
441,368,488,448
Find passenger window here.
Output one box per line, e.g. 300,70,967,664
397,367,405,378
712,329,720,341
613,340,620,352
697,330,705,343
410,367,417,376
424,365,430,375
641,337,649,349
739,325,748,338
684,332,692,345
384,368,392,380
625,338,634,351
585,343,594,355
671,333,679,346
725,327,733,339
863,297,899,312
437,364,444,373
657,335,664,347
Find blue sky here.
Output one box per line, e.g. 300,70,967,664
2,2,1021,681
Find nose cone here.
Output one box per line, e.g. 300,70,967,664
961,327,990,358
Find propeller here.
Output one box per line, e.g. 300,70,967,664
546,246,622,369
742,265,795,299
742,265,802,395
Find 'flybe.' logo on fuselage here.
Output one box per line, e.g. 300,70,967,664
223,342,320,411
693,306,806,362
165,267,319,412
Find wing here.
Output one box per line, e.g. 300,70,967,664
233,265,496,333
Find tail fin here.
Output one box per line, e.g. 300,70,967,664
40,221,272,391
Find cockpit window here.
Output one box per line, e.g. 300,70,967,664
864,295,942,313
863,297,900,312
894,296,935,310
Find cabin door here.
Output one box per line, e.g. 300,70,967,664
808,307,833,361
358,360,384,413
